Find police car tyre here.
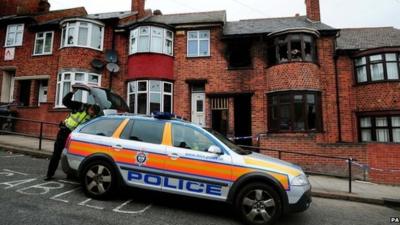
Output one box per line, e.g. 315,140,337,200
81,160,117,199
235,183,282,225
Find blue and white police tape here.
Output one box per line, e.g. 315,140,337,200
349,160,400,173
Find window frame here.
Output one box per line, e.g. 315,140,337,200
273,33,317,64
60,19,104,51
358,114,400,143
33,31,54,56
55,71,102,108
5,24,24,47
187,30,211,57
127,80,173,115
129,26,174,56
268,91,322,133
354,52,400,84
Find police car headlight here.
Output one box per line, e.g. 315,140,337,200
291,174,309,186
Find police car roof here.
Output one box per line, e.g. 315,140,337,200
103,113,192,125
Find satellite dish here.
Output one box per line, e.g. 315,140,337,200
91,59,104,69
106,63,120,73
105,49,118,63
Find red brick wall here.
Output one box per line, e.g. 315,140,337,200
367,143,400,185
127,53,174,80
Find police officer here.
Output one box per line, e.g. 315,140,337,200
45,88,100,181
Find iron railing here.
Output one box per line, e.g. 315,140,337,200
239,145,356,193
0,115,58,151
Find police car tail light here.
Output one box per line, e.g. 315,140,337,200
65,134,72,150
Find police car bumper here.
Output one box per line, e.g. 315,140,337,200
287,189,312,213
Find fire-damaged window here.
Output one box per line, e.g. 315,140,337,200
271,34,317,64
225,39,252,69
359,115,400,143
268,91,322,132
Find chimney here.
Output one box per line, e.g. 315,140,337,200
305,0,320,21
132,0,146,19
38,0,50,13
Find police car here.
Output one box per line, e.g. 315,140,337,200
61,112,311,225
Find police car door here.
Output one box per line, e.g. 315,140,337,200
116,119,166,191
164,123,232,201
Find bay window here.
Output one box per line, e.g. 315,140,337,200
56,72,101,108
359,115,400,143
61,20,104,50
128,80,173,115
129,26,174,55
273,33,317,64
268,91,322,132
355,53,400,83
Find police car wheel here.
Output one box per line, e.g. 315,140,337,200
235,183,282,225
81,160,116,199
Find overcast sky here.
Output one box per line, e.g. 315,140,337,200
48,0,400,28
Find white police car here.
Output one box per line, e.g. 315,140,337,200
61,112,311,225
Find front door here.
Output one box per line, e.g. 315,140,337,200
191,93,205,127
1,71,15,103
164,123,232,200
38,80,48,105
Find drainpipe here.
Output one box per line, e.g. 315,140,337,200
334,32,342,143
109,25,116,90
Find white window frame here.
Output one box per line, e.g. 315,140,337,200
129,26,174,56
127,80,173,115
5,24,24,47
187,30,210,57
60,19,104,51
55,71,102,108
33,31,54,56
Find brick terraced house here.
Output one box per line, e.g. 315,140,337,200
0,0,399,185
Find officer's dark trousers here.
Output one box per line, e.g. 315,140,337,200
46,127,71,178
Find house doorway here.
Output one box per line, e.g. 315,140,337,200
234,95,252,146
211,97,229,136
191,84,205,127
1,70,15,103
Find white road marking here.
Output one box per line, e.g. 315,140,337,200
78,198,104,210
16,181,64,195
50,187,81,203
58,180,80,185
0,169,28,176
112,200,152,214
0,155,24,158
0,178,37,189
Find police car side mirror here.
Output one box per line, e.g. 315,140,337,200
208,145,223,155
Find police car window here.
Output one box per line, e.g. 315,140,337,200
80,118,123,137
172,124,214,152
121,119,164,144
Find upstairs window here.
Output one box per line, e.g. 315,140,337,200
355,53,400,83
61,20,104,50
225,40,252,68
33,31,53,55
273,34,317,64
130,26,174,56
5,24,24,47
268,91,322,132
187,30,210,57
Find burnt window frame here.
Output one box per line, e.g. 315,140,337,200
225,39,253,69
354,52,400,84
273,33,318,64
358,114,400,143
268,91,322,133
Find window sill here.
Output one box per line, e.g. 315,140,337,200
4,44,23,48
32,53,53,57
227,66,254,71
353,79,400,87
186,56,211,59
265,61,320,69
129,52,174,57
59,46,103,52
359,141,400,145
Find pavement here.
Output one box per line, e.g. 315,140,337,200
0,134,399,208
